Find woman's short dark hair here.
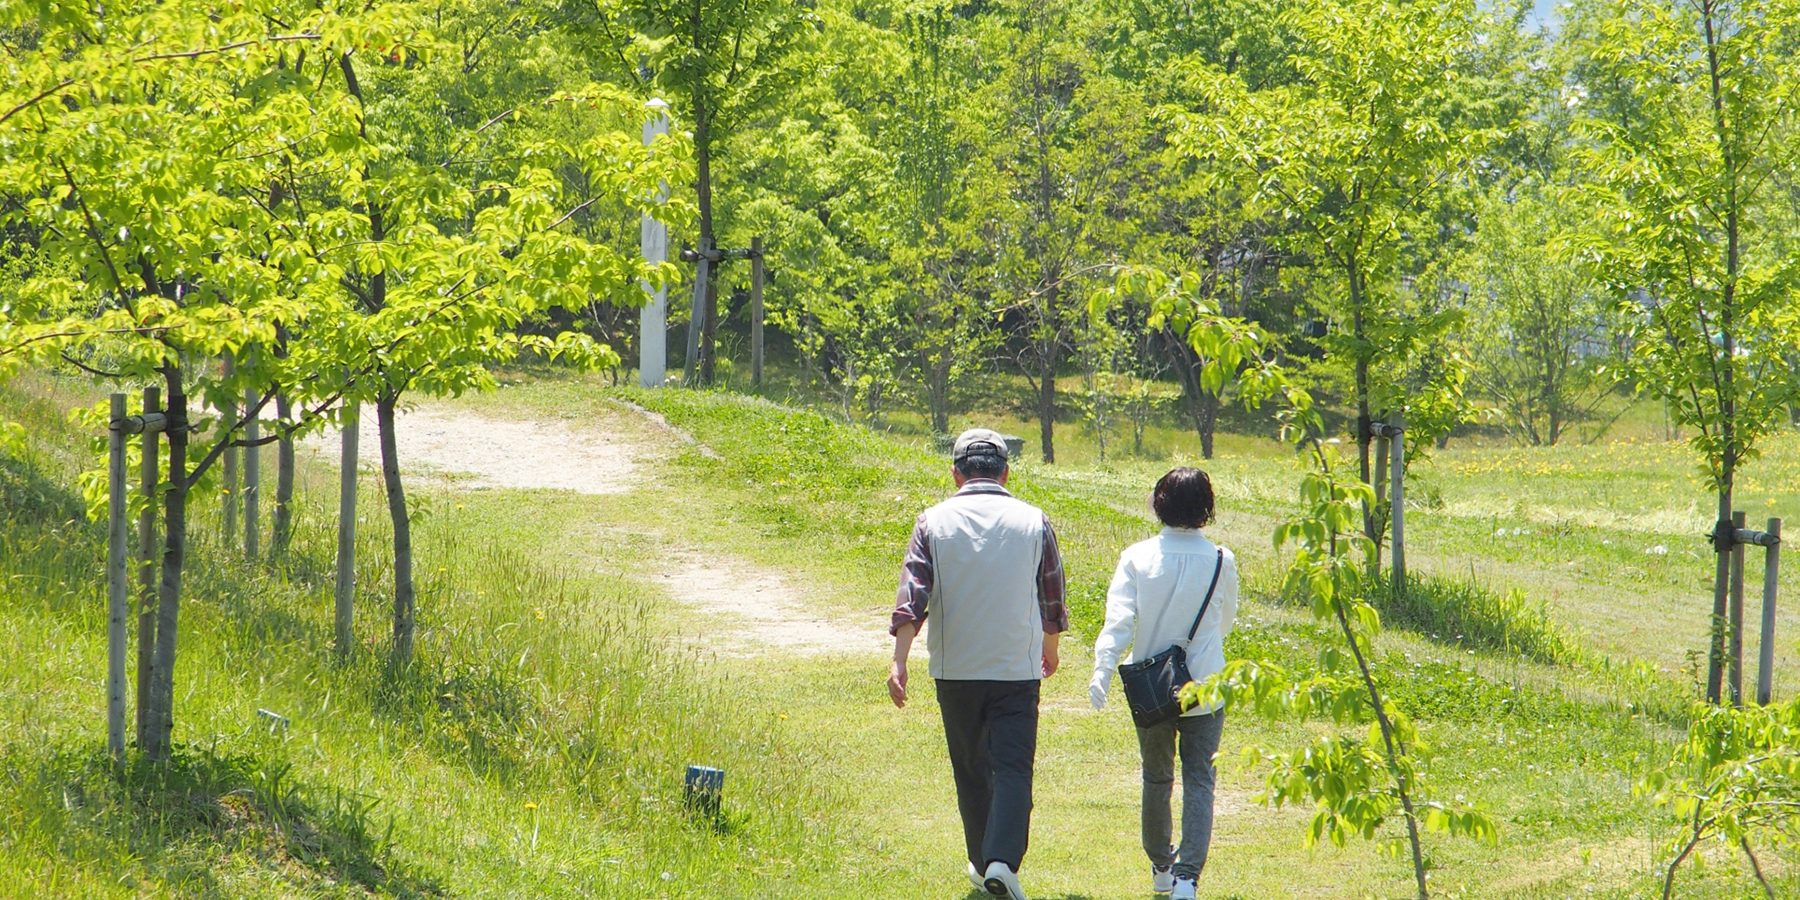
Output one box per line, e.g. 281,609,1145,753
1153,467,1215,529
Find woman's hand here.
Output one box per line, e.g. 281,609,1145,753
1088,669,1111,710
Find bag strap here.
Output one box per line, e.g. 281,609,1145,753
1180,548,1227,647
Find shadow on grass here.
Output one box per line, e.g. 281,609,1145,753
2,742,439,896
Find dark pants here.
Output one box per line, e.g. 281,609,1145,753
936,679,1040,872
1136,710,1224,879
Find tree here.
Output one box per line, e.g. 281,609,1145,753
0,0,392,759
1567,0,1800,704
579,0,816,386
304,15,686,665
973,0,1149,462
1175,0,1490,547
1458,184,1618,446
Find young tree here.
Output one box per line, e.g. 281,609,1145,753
575,0,815,385
973,0,1150,462
308,22,686,665
1175,0,1490,545
1458,184,1617,445
1567,0,1800,703
0,0,386,760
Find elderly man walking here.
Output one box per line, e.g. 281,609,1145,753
888,428,1069,900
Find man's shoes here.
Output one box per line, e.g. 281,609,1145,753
982,860,1028,900
1151,864,1175,893
967,862,984,890
1172,875,1198,900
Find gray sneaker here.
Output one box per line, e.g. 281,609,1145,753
982,860,1028,900
967,862,984,891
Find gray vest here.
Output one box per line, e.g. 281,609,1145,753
921,483,1046,681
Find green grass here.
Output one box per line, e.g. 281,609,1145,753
4,366,1800,896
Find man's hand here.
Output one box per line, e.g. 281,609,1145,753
1041,633,1061,678
1088,669,1110,710
887,659,909,708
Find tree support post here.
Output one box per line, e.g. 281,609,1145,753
106,394,128,762
1389,410,1406,596
1730,510,1748,706
1757,518,1782,705
136,387,160,741
244,384,260,560
221,356,238,547
335,410,359,658
108,396,167,761
751,236,765,391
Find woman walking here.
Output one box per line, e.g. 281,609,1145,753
1089,467,1238,899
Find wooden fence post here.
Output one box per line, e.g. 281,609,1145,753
335,409,359,658
751,236,765,390
106,394,128,762
1389,410,1406,597
1729,510,1748,706
1758,518,1782,706
221,356,238,547
244,384,260,560
136,387,160,742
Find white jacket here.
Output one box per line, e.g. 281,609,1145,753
1094,528,1238,716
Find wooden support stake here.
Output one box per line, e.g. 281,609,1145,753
1389,411,1406,596
136,387,160,742
751,236,765,390
244,385,260,560
221,356,238,547
1729,510,1747,706
106,393,128,762
1759,518,1782,706
684,254,711,385
335,409,359,658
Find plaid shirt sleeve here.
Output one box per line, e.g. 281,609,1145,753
891,514,933,635
1038,515,1070,634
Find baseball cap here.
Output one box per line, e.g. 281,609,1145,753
952,427,1009,461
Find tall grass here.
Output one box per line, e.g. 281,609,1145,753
0,377,855,896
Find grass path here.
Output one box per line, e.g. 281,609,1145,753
395,383,1784,898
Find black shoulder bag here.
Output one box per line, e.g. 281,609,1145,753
1117,548,1225,729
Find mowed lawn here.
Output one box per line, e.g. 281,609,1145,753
4,369,1798,897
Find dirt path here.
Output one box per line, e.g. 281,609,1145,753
311,402,891,657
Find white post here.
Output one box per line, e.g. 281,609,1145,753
1758,518,1781,705
244,385,260,560
335,409,359,657
1389,410,1406,596
640,99,671,388
106,393,128,762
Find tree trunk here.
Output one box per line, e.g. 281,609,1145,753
1349,261,1382,569
1163,328,1219,460
272,395,295,557
377,395,416,666
143,366,188,761
1702,0,1739,706
690,0,718,386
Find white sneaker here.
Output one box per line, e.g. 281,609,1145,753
982,860,1028,900
967,862,984,890
1151,864,1175,893
1172,875,1198,900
